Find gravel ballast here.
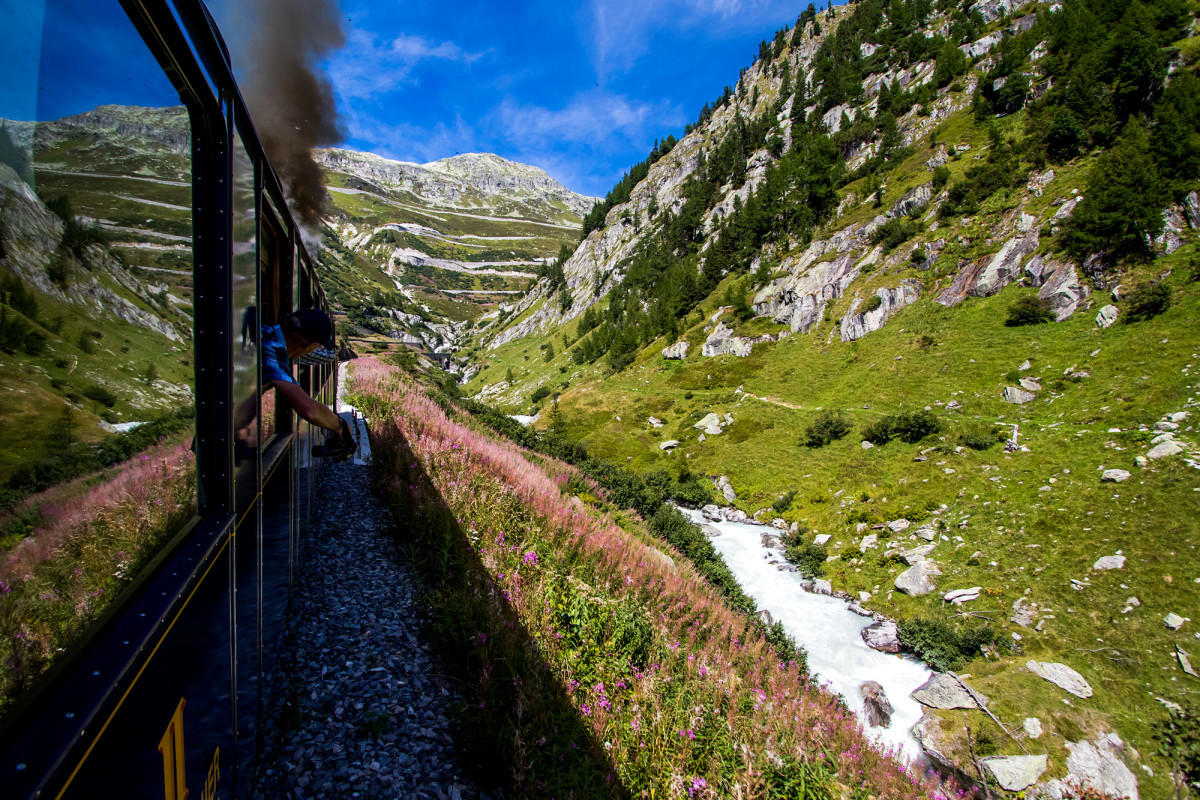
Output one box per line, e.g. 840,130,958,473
253,461,496,799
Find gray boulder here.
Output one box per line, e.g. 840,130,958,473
983,754,1048,791
861,620,901,653
1037,734,1139,800
1165,613,1186,631
1093,555,1126,570
860,681,894,728
700,524,722,538
895,560,940,596
1004,386,1037,404
1148,440,1184,460
1024,717,1043,738
1020,377,1042,392
702,322,753,357
715,475,737,503
902,544,936,565
911,673,988,709
1026,660,1093,698
662,340,689,360
1096,305,1120,328
889,184,933,218
659,439,680,450
695,413,725,435
1101,470,1130,483
812,579,833,595
840,280,923,342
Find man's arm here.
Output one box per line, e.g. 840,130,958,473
270,380,344,433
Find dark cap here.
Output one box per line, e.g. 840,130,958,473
289,308,334,350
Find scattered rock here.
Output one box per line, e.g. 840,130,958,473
888,518,911,532
1093,555,1126,570
648,416,663,428
1038,261,1088,321
695,413,726,435
702,322,754,357
1019,360,1032,371
895,560,940,596
944,587,982,604
1036,734,1139,800
861,440,875,449
1101,470,1130,484
813,534,832,546
1003,386,1037,404
915,525,937,542
659,439,680,450
983,754,1048,792
860,534,879,550
1020,377,1042,392
911,673,988,709
1134,455,1149,467
1096,305,1120,329
861,621,901,654
1026,660,1093,698
1024,717,1043,739
902,544,936,565
1165,613,1187,631
860,681,894,728
1148,441,1185,460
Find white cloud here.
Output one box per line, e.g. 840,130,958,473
488,90,684,149
341,107,477,165
329,27,487,100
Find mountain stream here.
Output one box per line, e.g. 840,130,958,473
679,509,932,761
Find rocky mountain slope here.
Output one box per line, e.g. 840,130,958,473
314,148,596,355
456,0,1200,796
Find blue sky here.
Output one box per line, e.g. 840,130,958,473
1,0,829,199
248,0,820,197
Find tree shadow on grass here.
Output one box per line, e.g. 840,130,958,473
375,428,630,800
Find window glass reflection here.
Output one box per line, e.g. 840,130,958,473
0,0,196,717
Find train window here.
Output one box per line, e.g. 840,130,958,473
0,0,197,716
231,131,258,511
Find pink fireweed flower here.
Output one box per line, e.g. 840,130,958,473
522,550,538,566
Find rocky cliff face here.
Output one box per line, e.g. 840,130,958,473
316,149,597,220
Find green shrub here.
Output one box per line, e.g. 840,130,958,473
1005,295,1052,327
862,409,941,445
81,384,117,407
1155,700,1200,793
896,617,999,672
863,295,883,313
932,165,951,189
840,543,863,562
529,386,552,405
870,217,918,251
803,409,852,447
958,423,1000,451
772,490,796,514
1123,283,1171,323
785,542,828,578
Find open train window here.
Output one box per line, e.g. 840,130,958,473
0,0,199,718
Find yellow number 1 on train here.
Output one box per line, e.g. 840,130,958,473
157,699,188,800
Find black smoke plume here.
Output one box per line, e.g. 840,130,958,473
232,0,345,232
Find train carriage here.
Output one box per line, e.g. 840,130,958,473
0,1,341,796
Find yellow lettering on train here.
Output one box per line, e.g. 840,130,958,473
201,746,220,800
157,698,189,800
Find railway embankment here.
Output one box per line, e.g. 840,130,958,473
253,459,494,800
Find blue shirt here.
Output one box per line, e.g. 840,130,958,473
261,324,297,386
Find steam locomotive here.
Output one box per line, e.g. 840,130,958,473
0,0,342,796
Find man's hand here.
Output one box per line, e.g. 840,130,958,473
338,418,357,452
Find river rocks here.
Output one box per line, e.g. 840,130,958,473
1165,613,1187,630
896,560,940,595
1093,555,1126,570
1101,470,1130,483
1148,440,1185,460
861,621,901,653
812,579,833,595
662,341,689,360
1004,386,1037,404
984,754,1048,791
1096,305,1120,328
911,673,988,709
701,504,722,521
1026,660,1093,698
1035,734,1139,800
700,524,722,538
860,681,894,728
944,587,982,604
715,475,737,503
